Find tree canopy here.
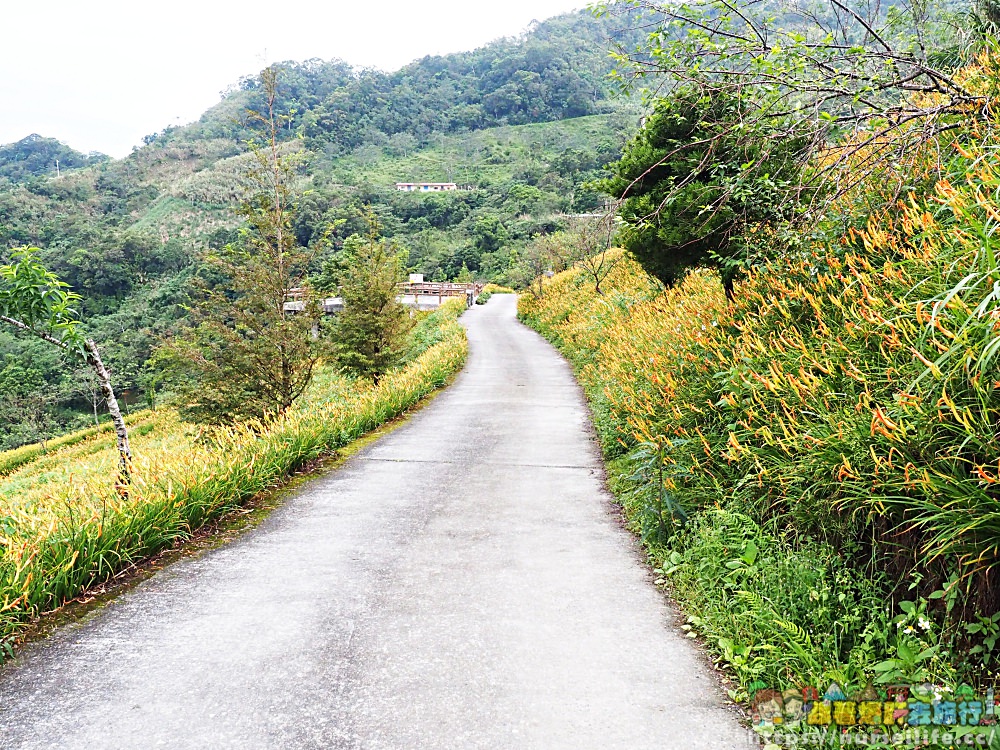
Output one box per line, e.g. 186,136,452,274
601,88,812,289
332,217,414,385
0,134,106,182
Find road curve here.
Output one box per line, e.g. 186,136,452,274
0,294,749,750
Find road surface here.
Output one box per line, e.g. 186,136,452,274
0,294,750,749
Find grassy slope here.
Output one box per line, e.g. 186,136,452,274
327,115,621,185
0,300,468,657
126,114,625,245
519,237,1000,746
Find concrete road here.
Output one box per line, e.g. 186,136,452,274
0,295,751,750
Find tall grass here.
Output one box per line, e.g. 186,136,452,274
518,135,1000,694
0,298,467,654
0,410,157,478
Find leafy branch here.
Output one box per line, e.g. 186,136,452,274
0,248,132,482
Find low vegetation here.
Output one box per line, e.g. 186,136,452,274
0,299,467,657
521,15,1000,739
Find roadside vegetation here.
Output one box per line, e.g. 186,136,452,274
521,0,1000,745
519,195,1000,741
0,298,467,658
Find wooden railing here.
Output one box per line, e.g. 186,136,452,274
398,282,484,298
284,281,484,315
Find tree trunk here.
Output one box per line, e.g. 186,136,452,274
84,339,132,482
0,314,133,485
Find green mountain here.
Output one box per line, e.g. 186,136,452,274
0,9,642,450
0,134,107,183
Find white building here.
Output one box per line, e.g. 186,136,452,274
395,182,459,192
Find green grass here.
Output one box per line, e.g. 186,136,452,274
326,114,621,186
0,410,156,478
0,298,468,658
129,194,236,240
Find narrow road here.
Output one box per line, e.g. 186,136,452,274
0,295,749,750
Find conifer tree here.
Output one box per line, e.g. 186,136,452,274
156,66,324,423
332,212,413,385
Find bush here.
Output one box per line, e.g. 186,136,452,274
0,410,154,477
482,283,515,294
519,144,1000,693
0,301,468,656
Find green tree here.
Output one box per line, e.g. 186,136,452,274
386,132,418,157
0,356,55,450
0,248,132,476
600,87,811,291
332,214,413,384
597,0,987,215
0,134,106,182
156,66,323,424
508,238,551,299
542,216,622,295
471,214,509,254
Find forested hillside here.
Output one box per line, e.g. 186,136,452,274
0,135,107,183
0,10,640,449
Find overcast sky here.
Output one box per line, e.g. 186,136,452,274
1,1,585,158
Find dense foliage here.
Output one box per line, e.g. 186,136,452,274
332,223,414,384
597,0,993,294
0,134,106,183
522,36,1000,750
0,10,635,449
0,298,468,656
600,88,812,290
161,11,644,152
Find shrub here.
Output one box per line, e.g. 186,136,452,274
519,141,1000,692
0,301,467,656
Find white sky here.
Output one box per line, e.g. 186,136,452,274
1,1,585,158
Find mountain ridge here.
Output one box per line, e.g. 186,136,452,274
0,134,107,182
0,8,640,449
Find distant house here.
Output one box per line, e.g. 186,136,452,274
395,182,459,192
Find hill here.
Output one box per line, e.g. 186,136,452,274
0,134,107,183
0,9,641,450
